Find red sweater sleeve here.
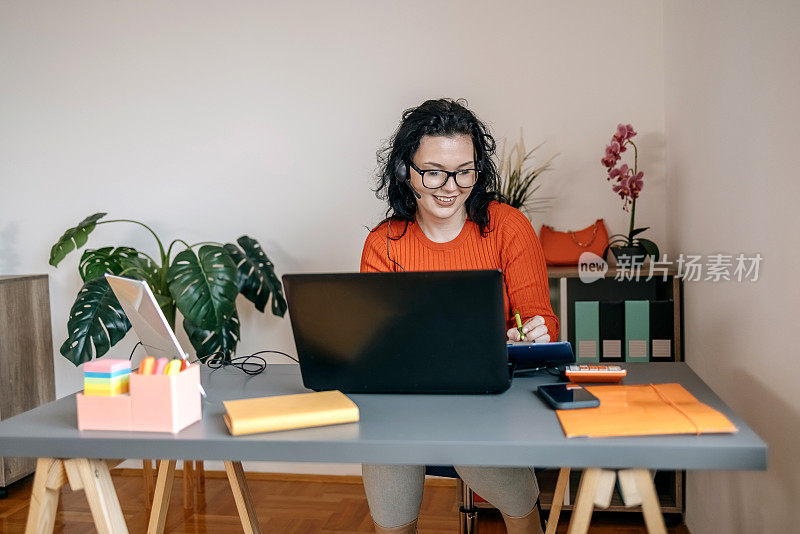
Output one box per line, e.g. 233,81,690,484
360,223,393,273
497,206,560,340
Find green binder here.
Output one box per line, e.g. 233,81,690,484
625,300,650,362
574,301,599,363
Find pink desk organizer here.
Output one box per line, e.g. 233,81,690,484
76,364,201,433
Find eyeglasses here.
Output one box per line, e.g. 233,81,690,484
408,161,478,189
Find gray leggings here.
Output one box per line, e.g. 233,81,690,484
362,464,539,528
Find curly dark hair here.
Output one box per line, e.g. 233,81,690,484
373,98,504,237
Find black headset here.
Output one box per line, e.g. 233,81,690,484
394,159,421,199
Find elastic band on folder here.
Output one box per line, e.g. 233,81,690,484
649,383,701,435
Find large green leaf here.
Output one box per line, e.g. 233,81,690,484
183,310,240,362
50,213,107,267
60,277,131,365
120,253,172,310
79,245,171,306
635,238,660,260
78,246,156,281
80,246,128,282
607,233,630,241
121,252,160,284
224,235,287,317
167,245,237,330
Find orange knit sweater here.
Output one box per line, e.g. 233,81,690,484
360,201,559,338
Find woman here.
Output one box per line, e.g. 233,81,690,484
360,98,559,534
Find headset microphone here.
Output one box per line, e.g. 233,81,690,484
395,160,421,199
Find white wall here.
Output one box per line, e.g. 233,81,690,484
0,1,667,475
664,1,800,532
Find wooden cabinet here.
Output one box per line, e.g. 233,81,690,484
0,275,56,492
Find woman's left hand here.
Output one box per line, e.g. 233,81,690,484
507,315,550,343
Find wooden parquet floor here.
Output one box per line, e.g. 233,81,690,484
0,469,689,533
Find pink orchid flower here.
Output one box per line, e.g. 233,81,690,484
606,141,621,158
608,163,630,182
612,176,631,199
602,123,641,212
613,123,637,143
602,141,623,169
628,171,644,198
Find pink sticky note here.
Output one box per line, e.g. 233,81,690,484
76,394,133,431
84,359,132,374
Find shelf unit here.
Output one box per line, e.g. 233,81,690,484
471,265,686,516
548,265,683,363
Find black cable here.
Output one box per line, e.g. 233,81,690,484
386,219,407,272
512,363,567,377
127,340,295,376
247,350,298,364
129,341,143,360
203,349,298,375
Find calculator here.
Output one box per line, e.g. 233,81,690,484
564,364,627,383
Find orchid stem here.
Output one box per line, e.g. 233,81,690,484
626,140,638,244
629,140,638,174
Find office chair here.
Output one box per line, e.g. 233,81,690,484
426,466,480,533
427,465,571,534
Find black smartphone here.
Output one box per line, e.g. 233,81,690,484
537,383,600,410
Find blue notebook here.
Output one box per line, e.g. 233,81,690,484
507,341,575,369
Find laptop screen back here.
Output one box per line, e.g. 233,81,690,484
282,270,510,394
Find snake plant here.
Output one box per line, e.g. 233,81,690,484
498,131,558,215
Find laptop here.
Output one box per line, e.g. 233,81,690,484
282,270,511,394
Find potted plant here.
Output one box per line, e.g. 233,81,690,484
498,130,558,215
49,213,287,365
600,124,659,264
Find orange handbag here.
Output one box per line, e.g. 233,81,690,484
539,219,609,266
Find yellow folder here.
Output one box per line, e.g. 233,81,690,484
556,383,737,438
222,390,360,436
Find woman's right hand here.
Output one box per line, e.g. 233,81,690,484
507,315,550,343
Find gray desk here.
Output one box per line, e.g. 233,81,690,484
0,363,767,534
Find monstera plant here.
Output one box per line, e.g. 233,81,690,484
50,213,287,366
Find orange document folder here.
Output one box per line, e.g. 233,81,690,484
223,390,360,436
556,383,738,438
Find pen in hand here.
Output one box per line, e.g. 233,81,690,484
513,309,525,341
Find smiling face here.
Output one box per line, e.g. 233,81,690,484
409,134,476,226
